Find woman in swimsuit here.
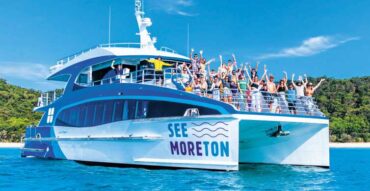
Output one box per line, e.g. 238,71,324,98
276,71,289,112
305,79,325,97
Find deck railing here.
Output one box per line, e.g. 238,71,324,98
36,89,64,108
192,89,323,116
83,68,324,117
39,67,324,117
53,43,178,72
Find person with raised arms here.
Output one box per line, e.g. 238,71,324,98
305,78,325,97
218,55,228,80
265,72,278,113
291,73,307,98
189,48,200,74
248,61,259,79
246,65,267,112
227,54,238,76
147,57,173,85
304,78,326,115
276,71,289,112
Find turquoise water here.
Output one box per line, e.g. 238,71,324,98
0,148,369,190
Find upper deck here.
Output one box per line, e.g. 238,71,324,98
47,43,189,81
37,66,325,118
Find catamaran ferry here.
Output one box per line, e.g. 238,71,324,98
21,0,329,171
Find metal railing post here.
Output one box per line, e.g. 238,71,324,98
142,70,145,83
46,92,49,105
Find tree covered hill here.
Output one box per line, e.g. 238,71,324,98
0,77,369,142
0,79,41,142
312,76,370,142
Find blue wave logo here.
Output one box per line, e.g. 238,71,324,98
192,133,228,138
192,127,229,133
191,121,229,138
191,121,229,126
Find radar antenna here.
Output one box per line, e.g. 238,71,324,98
135,0,156,50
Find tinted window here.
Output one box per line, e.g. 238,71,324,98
127,100,136,120
136,100,148,119
146,101,220,118
113,100,124,122
103,101,114,124
78,105,88,127
55,99,220,127
94,102,104,125
85,103,95,126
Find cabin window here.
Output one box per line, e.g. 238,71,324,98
136,100,148,119
126,100,136,120
113,100,124,122
78,105,88,127
85,103,95,127
55,99,221,127
103,101,114,124
77,74,88,84
94,102,105,125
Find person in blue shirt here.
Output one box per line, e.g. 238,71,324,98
287,83,297,114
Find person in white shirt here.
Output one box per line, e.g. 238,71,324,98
291,74,307,98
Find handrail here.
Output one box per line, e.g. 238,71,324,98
36,89,65,108
160,46,176,53
98,42,141,48
54,43,178,68
189,88,323,116
56,47,98,65
76,67,324,117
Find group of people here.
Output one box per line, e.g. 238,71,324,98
109,49,325,115
174,49,325,115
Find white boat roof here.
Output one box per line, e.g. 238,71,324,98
47,44,190,80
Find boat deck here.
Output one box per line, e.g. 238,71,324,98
37,68,324,117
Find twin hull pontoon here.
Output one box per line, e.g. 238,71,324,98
21,0,329,171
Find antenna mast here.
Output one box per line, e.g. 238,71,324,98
108,6,111,46
187,24,190,56
135,0,156,50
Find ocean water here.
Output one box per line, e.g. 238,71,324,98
0,148,369,191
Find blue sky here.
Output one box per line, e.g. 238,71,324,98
0,0,369,90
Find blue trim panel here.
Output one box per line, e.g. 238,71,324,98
236,111,328,120
22,126,66,159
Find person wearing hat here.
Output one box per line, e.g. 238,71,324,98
305,79,325,97
304,78,325,115
291,73,308,113
291,73,307,98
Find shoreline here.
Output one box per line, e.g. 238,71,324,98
1,142,370,149
329,142,370,148
0,142,24,148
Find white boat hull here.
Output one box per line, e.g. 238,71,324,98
25,114,329,171
237,114,329,167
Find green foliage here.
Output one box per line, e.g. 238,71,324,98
313,76,370,142
0,79,41,142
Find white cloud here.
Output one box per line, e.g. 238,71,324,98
150,0,197,17
0,61,64,90
258,36,359,59
0,61,49,80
